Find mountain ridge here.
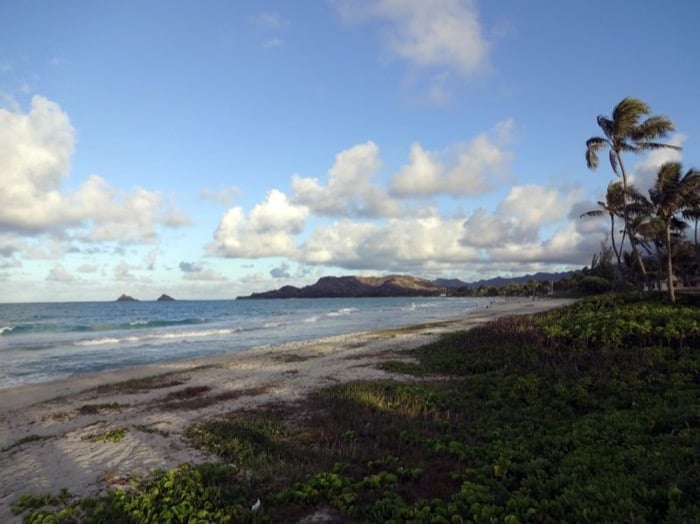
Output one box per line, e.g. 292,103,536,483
238,274,444,299
237,271,573,299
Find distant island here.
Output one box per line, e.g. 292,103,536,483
115,294,176,301
237,275,446,299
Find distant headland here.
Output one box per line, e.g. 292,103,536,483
237,275,445,299
238,271,573,300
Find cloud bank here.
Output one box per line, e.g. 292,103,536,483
0,96,191,244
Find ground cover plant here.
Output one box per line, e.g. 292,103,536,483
13,294,700,523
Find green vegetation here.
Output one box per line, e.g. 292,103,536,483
83,427,128,444
13,294,699,522
154,385,274,411
1,434,49,453
92,374,187,395
78,402,126,415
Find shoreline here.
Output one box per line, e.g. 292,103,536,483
0,297,575,521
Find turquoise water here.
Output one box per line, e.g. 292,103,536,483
0,297,486,388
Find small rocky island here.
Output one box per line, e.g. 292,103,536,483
157,294,175,301
238,275,446,299
116,294,138,302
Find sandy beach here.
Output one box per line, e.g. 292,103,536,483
0,297,575,522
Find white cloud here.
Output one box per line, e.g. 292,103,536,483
253,12,290,29
456,186,595,266
629,133,685,193
337,0,489,77
209,189,308,258
298,214,481,271
488,222,599,266
199,186,241,206
389,142,443,197
299,220,378,266
263,38,284,49
47,264,75,282
113,260,138,281
0,95,75,232
270,262,291,278
390,120,514,197
178,261,226,281
497,185,576,231
460,209,528,247
0,95,191,243
292,141,403,217
179,263,227,281
206,134,592,279
143,248,159,270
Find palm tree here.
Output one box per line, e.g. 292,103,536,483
580,181,626,268
681,186,700,261
641,162,700,302
585,97,680,285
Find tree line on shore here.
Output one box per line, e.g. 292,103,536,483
455,98,700,301
582,97,699,302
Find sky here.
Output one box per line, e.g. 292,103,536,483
1,1,699,302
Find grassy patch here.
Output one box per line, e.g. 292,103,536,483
1,434,50,452
132,424,169,437
378,359,426,376
78,402,127,415
273,353,314,362
13,294,700,522
376,320,455,336
83,427,128,443
91,374,188,395
156,385,275,411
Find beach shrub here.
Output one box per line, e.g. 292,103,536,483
578,275,613,294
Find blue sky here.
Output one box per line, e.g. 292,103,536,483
1,0,698,302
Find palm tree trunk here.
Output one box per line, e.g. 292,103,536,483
616,152,649,288
609,215,622,267
665,222,676,302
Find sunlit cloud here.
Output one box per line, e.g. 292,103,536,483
335,0,490,77
0,96,192,245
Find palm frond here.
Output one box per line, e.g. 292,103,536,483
608,149,619,176
630,115,675,141
580,209,604,218
636,141,682,152
611,97,649,136
605,181,625,210
585,137,608,169
596,115,615,140
670,216,689,231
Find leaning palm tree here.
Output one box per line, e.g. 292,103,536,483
585,97,680,286
644,162,700,302
580,181,626,268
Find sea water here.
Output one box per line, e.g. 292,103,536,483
0,297,487,389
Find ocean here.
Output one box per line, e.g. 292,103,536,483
0,296,487,389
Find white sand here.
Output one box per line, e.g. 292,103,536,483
0,297,576,522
